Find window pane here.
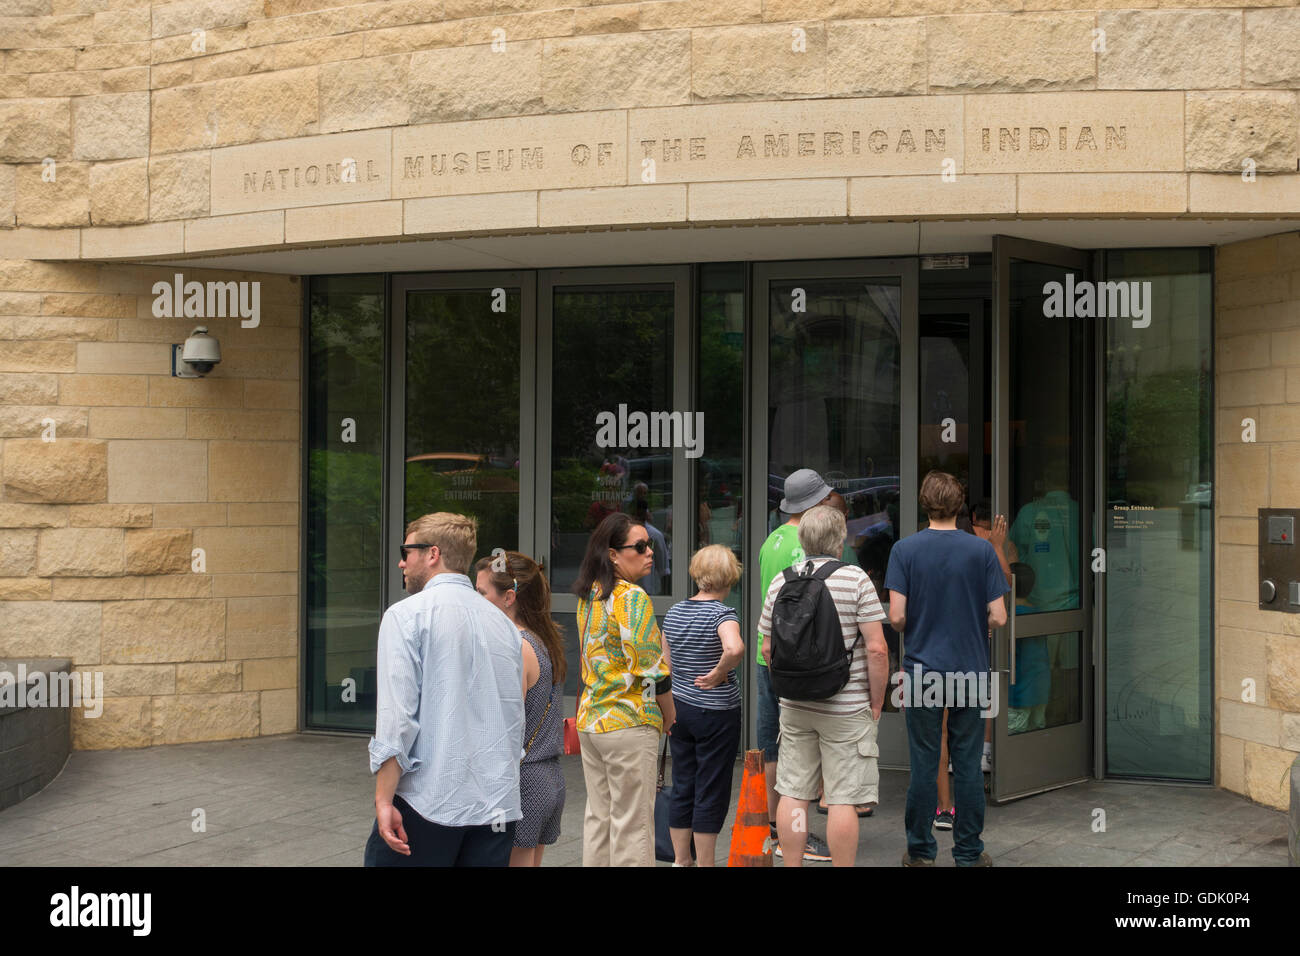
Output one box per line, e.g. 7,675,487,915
404,288,521,561
305,276,385,732
1104,248,1213,780
1006,261,1084,616
549,287,674,595
1009,631,1083,734
697,263,745,610
768,276,902,708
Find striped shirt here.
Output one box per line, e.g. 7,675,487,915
661,598,741,711
757,556,887,717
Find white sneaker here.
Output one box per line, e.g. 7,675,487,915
981,750,993,773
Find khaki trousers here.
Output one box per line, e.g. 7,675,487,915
579,724,659,867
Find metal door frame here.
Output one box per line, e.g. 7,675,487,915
749,258,919,769
991,236,1095,802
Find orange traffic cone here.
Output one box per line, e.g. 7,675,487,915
727,749,774,867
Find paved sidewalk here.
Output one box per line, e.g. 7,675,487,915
0,734,1288,867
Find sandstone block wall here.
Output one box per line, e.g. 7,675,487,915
1216,232,1300,811
0,2,1297,260
0,258,300,749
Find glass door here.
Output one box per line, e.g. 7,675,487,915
991,237,1094,801
750,259,919,768
536,267,692,706
387,273,536,609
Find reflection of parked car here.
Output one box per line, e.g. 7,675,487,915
405,452,519,492
625,454,674,495
1182,482,1212,506
699,457,741,508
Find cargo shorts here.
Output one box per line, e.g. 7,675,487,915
774,706,879,807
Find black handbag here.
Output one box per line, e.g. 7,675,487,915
653,734,696,863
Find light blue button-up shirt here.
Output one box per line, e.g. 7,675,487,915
368,573,524,827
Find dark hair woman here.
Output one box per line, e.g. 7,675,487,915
570,512,674,867
474,550,566,867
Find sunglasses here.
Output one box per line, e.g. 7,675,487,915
398,543,436,561
612,540,652,554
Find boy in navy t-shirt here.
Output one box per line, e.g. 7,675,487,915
885,471,1008,867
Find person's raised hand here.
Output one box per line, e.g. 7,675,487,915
990,514,1008,547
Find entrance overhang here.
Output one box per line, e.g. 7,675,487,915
148,218,1293,275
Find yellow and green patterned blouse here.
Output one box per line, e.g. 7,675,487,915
576,578,671,734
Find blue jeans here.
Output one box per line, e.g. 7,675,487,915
904,704,986,865
755,663,780,762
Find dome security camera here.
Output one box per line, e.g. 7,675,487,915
172,326,222,378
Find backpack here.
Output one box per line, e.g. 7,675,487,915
768,559,860,701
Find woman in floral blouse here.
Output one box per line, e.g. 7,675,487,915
572,512,674,867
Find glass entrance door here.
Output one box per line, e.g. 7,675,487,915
388,273,536,609
991,237,1094,801
750,260,919,768
536,267,692,699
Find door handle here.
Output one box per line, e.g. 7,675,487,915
1009,571,1017,687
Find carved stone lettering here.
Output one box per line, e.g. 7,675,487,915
965,92,1182,173
212,130,391,215
200,95,1180,212
393,112,625,198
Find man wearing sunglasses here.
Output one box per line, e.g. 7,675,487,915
366,512,526,867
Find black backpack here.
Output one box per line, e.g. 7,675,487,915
768,560,859,701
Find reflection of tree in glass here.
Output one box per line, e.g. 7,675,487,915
1107,365,1210,506
404,291,522,559
306,284,385,605
698,293,744,510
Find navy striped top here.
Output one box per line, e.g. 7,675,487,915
661,598,741,711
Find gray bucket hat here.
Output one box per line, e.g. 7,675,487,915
780,468,833,514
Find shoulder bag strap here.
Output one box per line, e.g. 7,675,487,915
520,688,553,763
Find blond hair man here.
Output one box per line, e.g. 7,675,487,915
366,512,525,867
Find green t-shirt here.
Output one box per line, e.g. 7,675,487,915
756,523,803,666
756,522,858,666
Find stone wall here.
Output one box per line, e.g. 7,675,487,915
0,257,300,749
1,2,1299,262
1216,231,1300,811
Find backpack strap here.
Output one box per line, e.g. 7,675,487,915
812,559,844,580
782,558,845,583
809,560,859,661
